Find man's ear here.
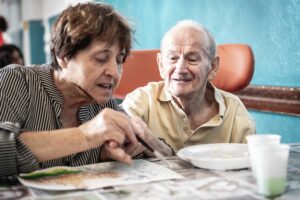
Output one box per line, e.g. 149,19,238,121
208,56,220,81
157,52,165,79
56,56,68,69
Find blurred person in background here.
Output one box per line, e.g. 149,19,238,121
0,44,24,68
0,15,12,46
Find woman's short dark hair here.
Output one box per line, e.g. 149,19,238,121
50,3,133,70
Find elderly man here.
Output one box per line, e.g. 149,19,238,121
122,20,255,152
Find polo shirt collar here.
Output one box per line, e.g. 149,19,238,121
157,81,226,118
157,81,173,102
210,82,226,118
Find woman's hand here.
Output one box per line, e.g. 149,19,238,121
79,108,138,163
100,141,133,164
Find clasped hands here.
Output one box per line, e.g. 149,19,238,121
79,108,171,164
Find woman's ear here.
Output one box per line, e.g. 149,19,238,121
56,56,68,69
208,56,220,81
157,52,165,79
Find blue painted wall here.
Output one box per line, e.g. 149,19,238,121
29,20,45,64
100,0,300,143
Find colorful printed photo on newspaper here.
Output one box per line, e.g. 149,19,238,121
18,159,183,191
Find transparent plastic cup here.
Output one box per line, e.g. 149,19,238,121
246,134,281,178
252,144,290,198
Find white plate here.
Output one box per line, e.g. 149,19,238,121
177,143,250,170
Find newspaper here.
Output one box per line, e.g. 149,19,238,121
18,159,183,191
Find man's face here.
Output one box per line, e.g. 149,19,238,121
158,27,213,99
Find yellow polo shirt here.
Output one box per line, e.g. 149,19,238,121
122,81,255,152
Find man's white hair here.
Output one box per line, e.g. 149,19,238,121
160,20,216,58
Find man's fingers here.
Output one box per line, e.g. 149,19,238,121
130,116,147,139
125,142,144,156
143,148,155,157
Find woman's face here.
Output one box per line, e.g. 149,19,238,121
63,40,125,104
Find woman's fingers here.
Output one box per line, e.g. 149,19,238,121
103,144,132,164
100,109,138,146
79,108,138,150
108,140,118,148
109,111,138,145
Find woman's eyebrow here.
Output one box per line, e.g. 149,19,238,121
92,49,111,56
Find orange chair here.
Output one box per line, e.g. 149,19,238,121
114,44,254,99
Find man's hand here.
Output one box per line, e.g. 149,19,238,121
128,116,173,157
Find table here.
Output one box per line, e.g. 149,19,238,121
1,144,300,200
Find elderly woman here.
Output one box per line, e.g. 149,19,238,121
122,20,255,152
0,3,172,177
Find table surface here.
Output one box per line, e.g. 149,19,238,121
1,144,300,200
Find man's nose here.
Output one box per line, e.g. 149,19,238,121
175,57,188,72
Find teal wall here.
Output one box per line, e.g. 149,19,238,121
251,111,300,143
100,0,300,143
29,20,45,64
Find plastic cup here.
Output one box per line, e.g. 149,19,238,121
252,144,290,198
246,134,281,178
